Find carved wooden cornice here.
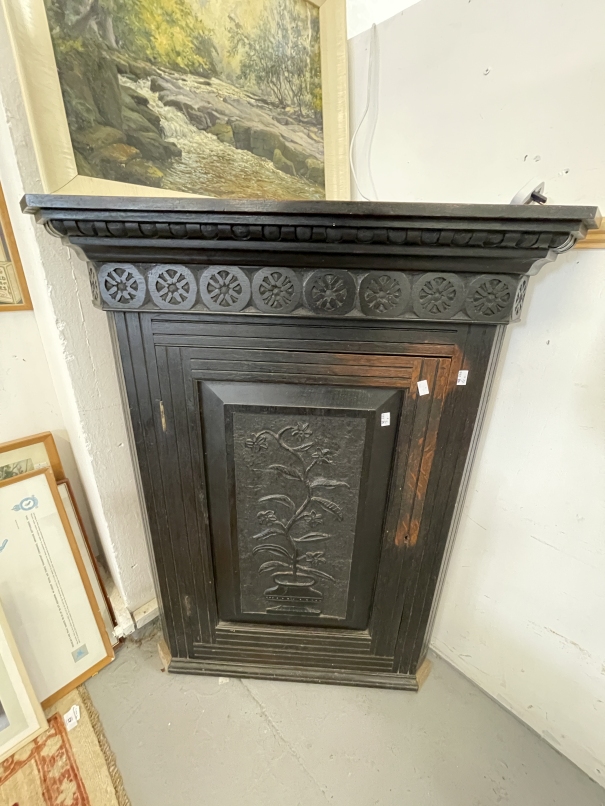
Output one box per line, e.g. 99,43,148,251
23,196,600,324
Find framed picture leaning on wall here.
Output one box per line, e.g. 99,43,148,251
0,433,117,644
2,0,349,201
0,602,47,763
0,184,32,311
0,431,65,482
0,467,114,708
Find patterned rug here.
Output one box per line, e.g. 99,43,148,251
0,687,130,806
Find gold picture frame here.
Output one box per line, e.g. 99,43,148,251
0,184,32,312
1,0,350,201
58,478,118,643
0,431,65,482
0,601,47,763
0,468,114,708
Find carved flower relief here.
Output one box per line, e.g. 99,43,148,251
363,275,401,312
245,433,269,452
311,447,333,465
465,274,517,321
312,274,347,311
292,422,313,440
303,270,356,316
311,274,347,313
301,510,324,526
103,268,139,303
412,272,465,320
471,279,511,314
148,264,197,310
208,270,243,306
259,273,295,308
88,265,100,305
419,278,457,313
257,509,278,524
200,266,251,312
98,263,146,309
252,267,301,314
300,551,326,567
359,272,411,318
513,276,529,320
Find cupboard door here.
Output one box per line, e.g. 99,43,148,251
201,381,402,629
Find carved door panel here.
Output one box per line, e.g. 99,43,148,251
201,381,402,629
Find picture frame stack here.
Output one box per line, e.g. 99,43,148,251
0,432,115,759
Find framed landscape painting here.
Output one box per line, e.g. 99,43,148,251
2,0,349,200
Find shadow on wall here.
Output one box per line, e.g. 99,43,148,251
431,255,605,786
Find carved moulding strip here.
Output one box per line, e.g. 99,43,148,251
89,263,534,324
43,216,585,253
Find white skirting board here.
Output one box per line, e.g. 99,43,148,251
98,565,159,639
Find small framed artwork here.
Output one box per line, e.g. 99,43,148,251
0,432,65,483
0,184,32,312
3,0,349,200
0,468,114,708
0,602,47,763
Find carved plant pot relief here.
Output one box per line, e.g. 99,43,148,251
244,423,349,616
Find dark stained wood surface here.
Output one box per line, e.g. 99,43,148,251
112,312,494,688
24,196,599,690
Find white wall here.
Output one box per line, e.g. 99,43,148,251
349,0,605,786
346,0,421,39
0,310,101,551
0,11,155,612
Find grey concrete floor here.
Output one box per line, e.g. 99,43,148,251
86,631,605,806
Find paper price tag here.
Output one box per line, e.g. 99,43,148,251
417,380,429,396
381,412,391,427
457,370,469,386
64,704,81,732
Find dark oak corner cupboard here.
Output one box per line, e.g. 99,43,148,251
24,196,599,691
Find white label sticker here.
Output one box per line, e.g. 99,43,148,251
417,380,429,396
457,370,469,386
381,412,391,427
64,704,81,731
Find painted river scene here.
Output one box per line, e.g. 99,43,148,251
44,0,325,199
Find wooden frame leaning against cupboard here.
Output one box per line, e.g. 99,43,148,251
1,0,350,201
0,184,32,311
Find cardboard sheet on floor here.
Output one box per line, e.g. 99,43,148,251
0,468,114,707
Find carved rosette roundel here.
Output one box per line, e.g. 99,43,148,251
88,264,100,306
252,268,302,314
359,272,411,318
303,270,356,316
200,266,251,312
465,274,517,321
412,273,465,320
512,275,529,320
98,263,145,309
148,264,197,310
